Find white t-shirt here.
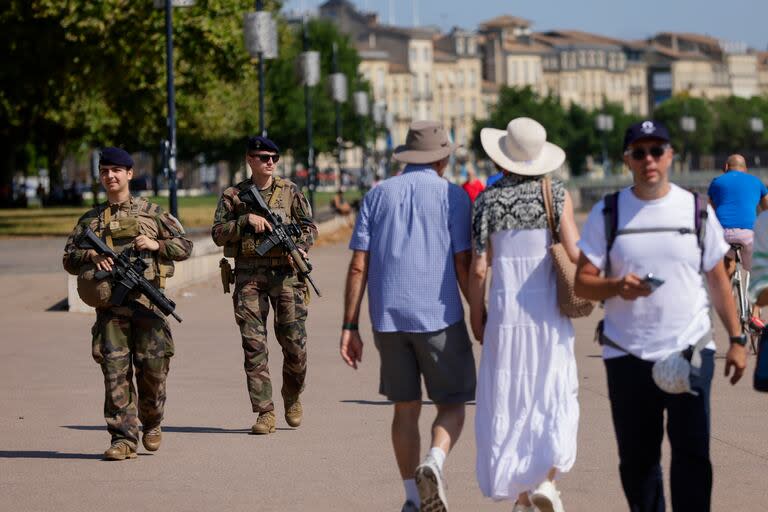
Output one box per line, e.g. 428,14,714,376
579,184,729,361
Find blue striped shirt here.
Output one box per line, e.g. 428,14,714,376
350,164,472,333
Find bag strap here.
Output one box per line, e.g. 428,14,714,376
268,176,284,209
541,176,560,243
602,191,620,277
693,191,708,273
102,205,114,250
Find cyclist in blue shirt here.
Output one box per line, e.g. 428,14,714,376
708,153,768,327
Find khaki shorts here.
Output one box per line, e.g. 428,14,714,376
724,228,754,271
373,320,476,404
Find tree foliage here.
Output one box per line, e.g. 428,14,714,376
0,1,371,196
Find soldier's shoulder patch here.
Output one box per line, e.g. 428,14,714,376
146,201,165,216
223,184,243,198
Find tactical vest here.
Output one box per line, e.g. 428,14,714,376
223,177,295,261
78,198,175,309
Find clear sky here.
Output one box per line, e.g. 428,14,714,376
284,0,768,51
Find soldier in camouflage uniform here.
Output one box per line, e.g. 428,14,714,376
62,147,193,460
212,136,317,435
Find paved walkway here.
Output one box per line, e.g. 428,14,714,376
1,237,767,511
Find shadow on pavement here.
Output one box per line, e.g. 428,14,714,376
0,450,102,460
62,425,251,434
46,298,68,312
340,400,476,406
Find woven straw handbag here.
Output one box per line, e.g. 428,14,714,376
541,176,595,318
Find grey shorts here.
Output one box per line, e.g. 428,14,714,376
373,320,476,404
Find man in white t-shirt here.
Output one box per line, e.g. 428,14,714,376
575,120,747,512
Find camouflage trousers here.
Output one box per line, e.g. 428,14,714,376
233,266,308,413
92,305,174,450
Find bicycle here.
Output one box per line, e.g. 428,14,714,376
729,243,762,353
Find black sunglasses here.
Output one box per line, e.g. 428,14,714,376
249,153,279,163
627,145,669,161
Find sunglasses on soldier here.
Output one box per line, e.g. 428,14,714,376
625,144,669,161
249,152,279,163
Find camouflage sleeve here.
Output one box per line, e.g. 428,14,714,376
156,212,193,261
211,193,249,246
62,212,95,275
291,187,317,252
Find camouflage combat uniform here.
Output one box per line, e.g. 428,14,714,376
63,196,193,450
211,176,317,413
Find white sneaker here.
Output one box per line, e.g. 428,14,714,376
415,455,448,512
530,481,564,512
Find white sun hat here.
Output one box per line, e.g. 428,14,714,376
480,117,566,176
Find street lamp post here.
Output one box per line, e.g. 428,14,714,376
353,90,370,189
154,0,195,219
373,101,385,180
244,1,278,136
595,113,614,175
300,19,320,213
750,117,764,167
680,115,697,172
330,42,348,190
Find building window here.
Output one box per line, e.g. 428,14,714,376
456,38,465,55
468,39,476,55
423,47,429,61
410,48,417,63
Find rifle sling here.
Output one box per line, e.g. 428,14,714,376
102,205,114,250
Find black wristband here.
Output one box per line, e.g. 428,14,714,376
342,322,359,331
729,334,747,346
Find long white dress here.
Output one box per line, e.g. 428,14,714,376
475,228,579,500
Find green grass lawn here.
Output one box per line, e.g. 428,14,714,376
0,190,361,237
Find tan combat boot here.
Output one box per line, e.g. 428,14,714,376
142,426,162,452
251,411,276,435
284,397,303,428
104,441,137,461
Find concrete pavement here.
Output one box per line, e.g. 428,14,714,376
1,235,767,511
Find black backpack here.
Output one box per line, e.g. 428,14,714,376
601,189,709,277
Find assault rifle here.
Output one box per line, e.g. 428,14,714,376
238,185,322,297
78,228,182,322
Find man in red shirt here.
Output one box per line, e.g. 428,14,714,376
462,167,485,203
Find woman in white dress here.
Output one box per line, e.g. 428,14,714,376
469,118,581,512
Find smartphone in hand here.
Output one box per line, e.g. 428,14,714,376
643,273,665,292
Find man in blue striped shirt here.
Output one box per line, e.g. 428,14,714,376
340,121,475,512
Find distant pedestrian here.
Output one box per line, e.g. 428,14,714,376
708,153,768,326
470,117,580,512
575,120,746,511
486,167,504,187
461,166,485,203
340,121,475,512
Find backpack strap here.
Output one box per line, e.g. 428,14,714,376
602,191,620,277
693,191,708,273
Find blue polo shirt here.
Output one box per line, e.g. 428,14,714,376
708,171,768,229
349,164,472,333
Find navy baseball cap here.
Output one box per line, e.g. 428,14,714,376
99,147,134,168
247,136,280,153
623,120,671,151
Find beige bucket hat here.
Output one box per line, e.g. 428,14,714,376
481,117,565,176
393,120,454,164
